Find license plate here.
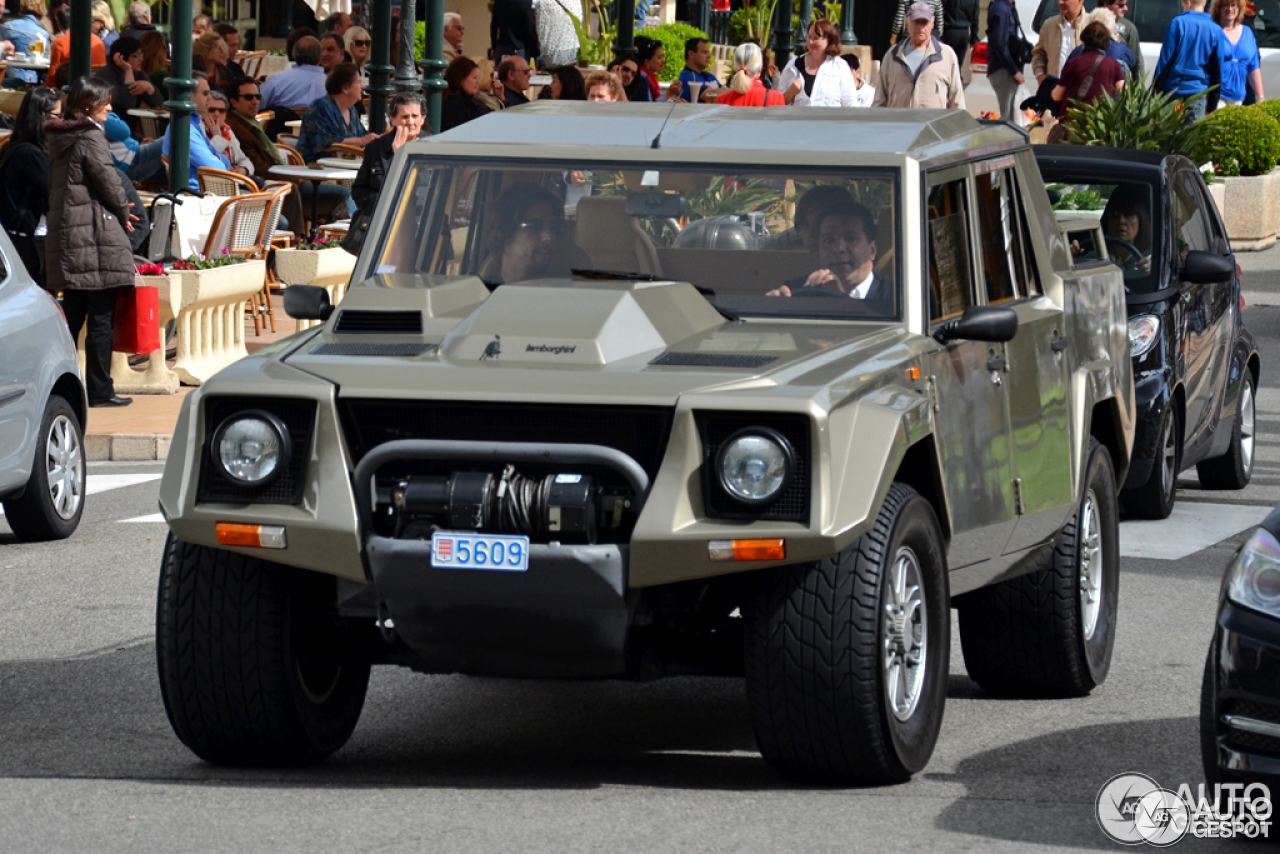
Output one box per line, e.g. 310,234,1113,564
431,532,530,571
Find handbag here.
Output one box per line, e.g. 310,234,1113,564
1008,2,1034,68
340,206,374,256
113,286,161,354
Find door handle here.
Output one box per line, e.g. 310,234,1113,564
1050,337,1069,353
986,354,1007,372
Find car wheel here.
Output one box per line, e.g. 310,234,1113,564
156,535,371,766
1197,371,1255,490
2,394,85,541
958,438,1119,697
1122,407,1179,520
745,483,949,784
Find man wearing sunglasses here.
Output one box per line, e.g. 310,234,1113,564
497,56,532,107
443,13,466,63
1103,0,1143,80
224,77,306,231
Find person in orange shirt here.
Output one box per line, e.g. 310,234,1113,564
47,5,106,81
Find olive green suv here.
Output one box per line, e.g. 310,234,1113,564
155,104,1134,784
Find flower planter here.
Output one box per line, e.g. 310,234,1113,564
274,247,355,331
1216,167,1280,251
169,260,266,385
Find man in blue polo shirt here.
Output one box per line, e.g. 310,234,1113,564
1153,0,1222,120
678,37,722,102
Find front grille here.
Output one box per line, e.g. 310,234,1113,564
333,310,423,334
698,412,811,523
1225,700,1280,725
197,397,317,505
1225,729,1280,757
338,400,674,478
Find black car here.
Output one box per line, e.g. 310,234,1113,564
1201,505,1280,790
1035,146,1259,519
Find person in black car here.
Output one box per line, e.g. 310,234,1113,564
1101,184,1153,273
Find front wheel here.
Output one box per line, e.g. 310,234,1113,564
958,438,1119,697
2,393,85,541
156,536,371,766
1122,407,1179,520
745,483,949,784
1198,370,1255,490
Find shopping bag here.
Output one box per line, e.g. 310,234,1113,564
113,285,161,354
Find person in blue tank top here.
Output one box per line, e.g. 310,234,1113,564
1211,0,1263,105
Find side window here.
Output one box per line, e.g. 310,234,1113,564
974,166,1036,304
927,177,975,324
1172,171,1212,257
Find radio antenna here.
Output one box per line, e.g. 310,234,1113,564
651,101,678,149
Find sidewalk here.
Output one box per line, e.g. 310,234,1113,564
86,313,302,461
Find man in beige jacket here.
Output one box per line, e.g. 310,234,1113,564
873,2,966,109
1032,0,1086,83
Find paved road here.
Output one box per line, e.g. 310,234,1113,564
4,303,1280,853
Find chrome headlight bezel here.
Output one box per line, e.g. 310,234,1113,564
715,427,795,507
1226,528,1280,620
1128,314,1161,359
210,410,292,488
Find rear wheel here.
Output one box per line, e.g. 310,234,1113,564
958,438,1119,697
1198,371,1255,490
156,535,370,766
2,394,85,541
745,483,949,784
1122,407,1178,520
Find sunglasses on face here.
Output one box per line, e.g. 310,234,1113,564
207,107,226,113
237,92,262,100
352,39,371,46
517,219,562,236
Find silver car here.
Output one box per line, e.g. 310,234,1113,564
0,234,87,540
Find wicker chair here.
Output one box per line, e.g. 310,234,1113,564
249,182,298,335
137,111,167,142
254,110,275,124
276,143,305,166
325,143,365,160
201,192,278,261
277,132,299,150
197,167,259,197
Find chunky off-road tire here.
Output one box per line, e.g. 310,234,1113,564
1122,407,1178,520
958,438,1119,697
156,535,371,766
745,483,949,784
2,394,85,541
1198,371,1256,490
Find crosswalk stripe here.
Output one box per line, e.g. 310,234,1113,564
121,513,166,524
0,473,162,517
1120,503,1272,560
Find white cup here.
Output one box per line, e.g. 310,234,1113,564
687,81,703,103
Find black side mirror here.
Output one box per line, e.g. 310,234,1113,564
1182,249,1234,285
283,285,333,321
933,305,1019,344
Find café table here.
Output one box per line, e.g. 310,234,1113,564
5,56,49,72
269,164,354,242
316,157,362,171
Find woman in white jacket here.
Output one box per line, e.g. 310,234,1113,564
778,18,858,107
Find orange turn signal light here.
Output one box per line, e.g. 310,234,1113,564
905,367,920,381
708,538,786,562
216,522,287,549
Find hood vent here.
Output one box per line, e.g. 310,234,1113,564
311,342,436,357
333,310,424,335
650,352,778,369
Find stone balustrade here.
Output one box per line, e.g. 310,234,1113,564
274,247,355,331
170,260,267,385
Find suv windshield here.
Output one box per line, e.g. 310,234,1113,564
370,159,900,321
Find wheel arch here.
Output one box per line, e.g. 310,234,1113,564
889,434,951,550
1089,397,1130,491
49,372,87,433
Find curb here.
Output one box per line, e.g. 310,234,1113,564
86,433,171,462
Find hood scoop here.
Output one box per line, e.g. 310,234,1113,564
439,279,725,366
333,310,424,334
649,352,778,369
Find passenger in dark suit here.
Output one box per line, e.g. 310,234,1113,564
769,200,889,305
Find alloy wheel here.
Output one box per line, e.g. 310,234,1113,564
46,414,83,521
883,546,928,722
1240,380,1255,478
1079,489,1104,641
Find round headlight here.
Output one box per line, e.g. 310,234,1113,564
716,428,794,506
212,411,291,487
1127,314,1160,359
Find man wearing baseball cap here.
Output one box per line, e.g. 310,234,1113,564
873,2,966,109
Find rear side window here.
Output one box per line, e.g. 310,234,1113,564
974,163,1038,304
926,177,975,324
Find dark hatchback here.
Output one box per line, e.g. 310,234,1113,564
1201,506,1280,789
1035,146,1259,519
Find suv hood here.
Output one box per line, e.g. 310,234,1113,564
281,276,911,404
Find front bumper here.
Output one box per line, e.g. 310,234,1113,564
364,538,630,677
1207,603,1280,783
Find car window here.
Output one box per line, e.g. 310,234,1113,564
371,160,902,322
926,176,975,324
1172,171,1213,256
1246,1,1280,49
1127,0,1182,46
1041,175,1161,293
974,163,1036,304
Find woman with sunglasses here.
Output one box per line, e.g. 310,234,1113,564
345,26,372,83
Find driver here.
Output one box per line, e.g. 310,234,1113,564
767,198,889,300
1101,185,1152,273
480,183,569,285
